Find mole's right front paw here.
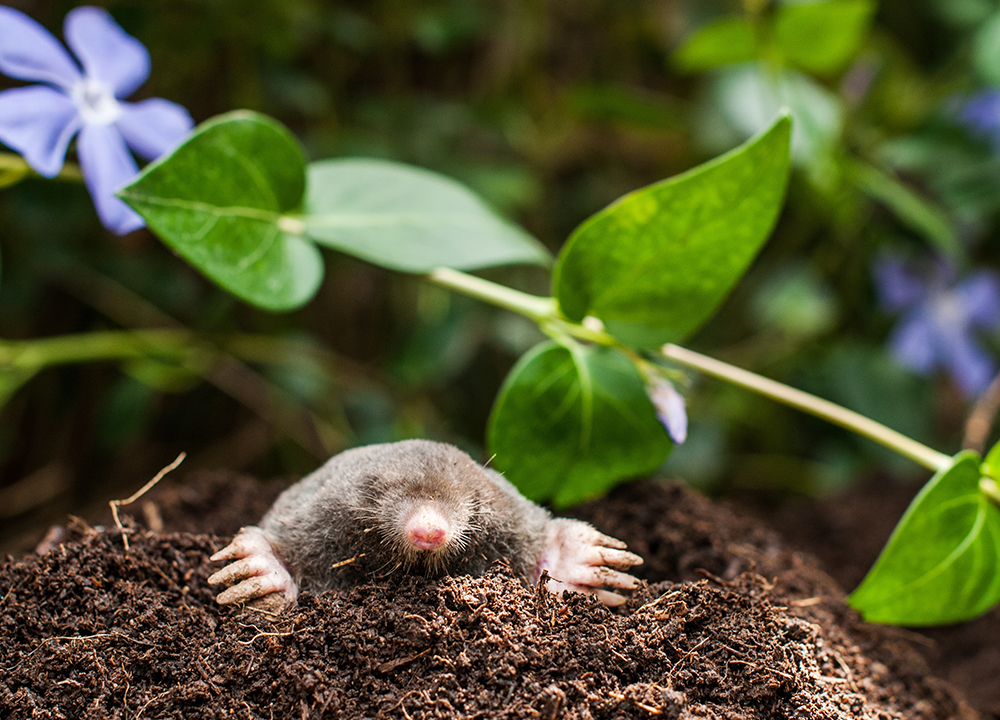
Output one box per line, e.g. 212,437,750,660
208,526,298,609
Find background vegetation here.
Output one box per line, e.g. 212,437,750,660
3,0,999,548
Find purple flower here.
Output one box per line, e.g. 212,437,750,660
647,377,687,444
959,90,1000,150
873,255,1000,398
0,6,193,234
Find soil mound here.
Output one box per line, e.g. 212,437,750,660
0,476,978,719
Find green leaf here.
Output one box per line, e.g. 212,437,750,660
553,114,791,348
848,452,1000,625
118,110,323,311
985,440,1000,479
487,341,671,508
774,0,876,75
673,17,758,73
301,159,551,273
972,12,1000,86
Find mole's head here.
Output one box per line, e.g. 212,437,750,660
353,440,491,574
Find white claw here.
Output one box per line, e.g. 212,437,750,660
209,526,298,607
581,545,644,569
536,519,643,607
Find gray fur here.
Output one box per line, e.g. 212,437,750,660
260,439,552,593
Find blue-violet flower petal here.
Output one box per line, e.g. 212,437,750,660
0,4,194,234
77,122,144,234
0,85,81,176
648,378,688,445
116,99,194,161
0,6,80,89
874,254,1000,398
64,6,149,99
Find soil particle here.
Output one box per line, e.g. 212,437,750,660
0,474,981,719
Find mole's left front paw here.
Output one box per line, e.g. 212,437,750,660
209,525,298,609
536,518,643,607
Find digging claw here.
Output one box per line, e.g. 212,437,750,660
536,519,643,607
209,526,298,608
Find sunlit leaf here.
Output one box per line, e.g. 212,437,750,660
487,341,670,508
774,0,876,75
553,114,791,347
848,452,1000,625
673,17,758,73
985,440,1000,479
119,111,323,311
301,159,551,273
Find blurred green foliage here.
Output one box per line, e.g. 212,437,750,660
3,0,1000,546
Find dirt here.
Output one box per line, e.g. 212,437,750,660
0,472,987,719
745,477,1000,719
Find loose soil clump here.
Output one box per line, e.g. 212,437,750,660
0,475,981,719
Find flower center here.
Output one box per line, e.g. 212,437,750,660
931,289,969,330
72,78,122,126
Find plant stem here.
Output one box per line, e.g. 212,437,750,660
421,267,953,473
426,267,556,321
0,152,83,182
660,343,952,472
0,330,192,367
0,329,356,458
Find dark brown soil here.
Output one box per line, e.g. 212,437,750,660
0,473,984,719
747,477,1000,720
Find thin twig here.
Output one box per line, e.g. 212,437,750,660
109,453,186,550
236,630,295,645
330,553,365,570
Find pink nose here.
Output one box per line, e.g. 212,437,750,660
404,506,450,551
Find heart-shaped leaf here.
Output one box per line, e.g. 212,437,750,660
848,451,1000,625
301,158,551,273
487,340,671,508
118,111,323,311
553,114,791,348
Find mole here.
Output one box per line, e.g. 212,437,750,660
208,439,643,608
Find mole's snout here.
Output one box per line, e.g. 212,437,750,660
404,504,451,550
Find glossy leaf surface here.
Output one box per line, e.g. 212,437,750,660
119,111,323,311
487,341,670,508
553,115,791,347
849,452,1000,626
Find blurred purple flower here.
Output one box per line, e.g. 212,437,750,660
873,255,1000,398
648,377,687,444
960,90,1000,149
0,5,193,234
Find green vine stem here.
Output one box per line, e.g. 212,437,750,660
427,267,556,321
659,344,951,472
0,329,359,457
0,152,83,182
425,267,954,474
